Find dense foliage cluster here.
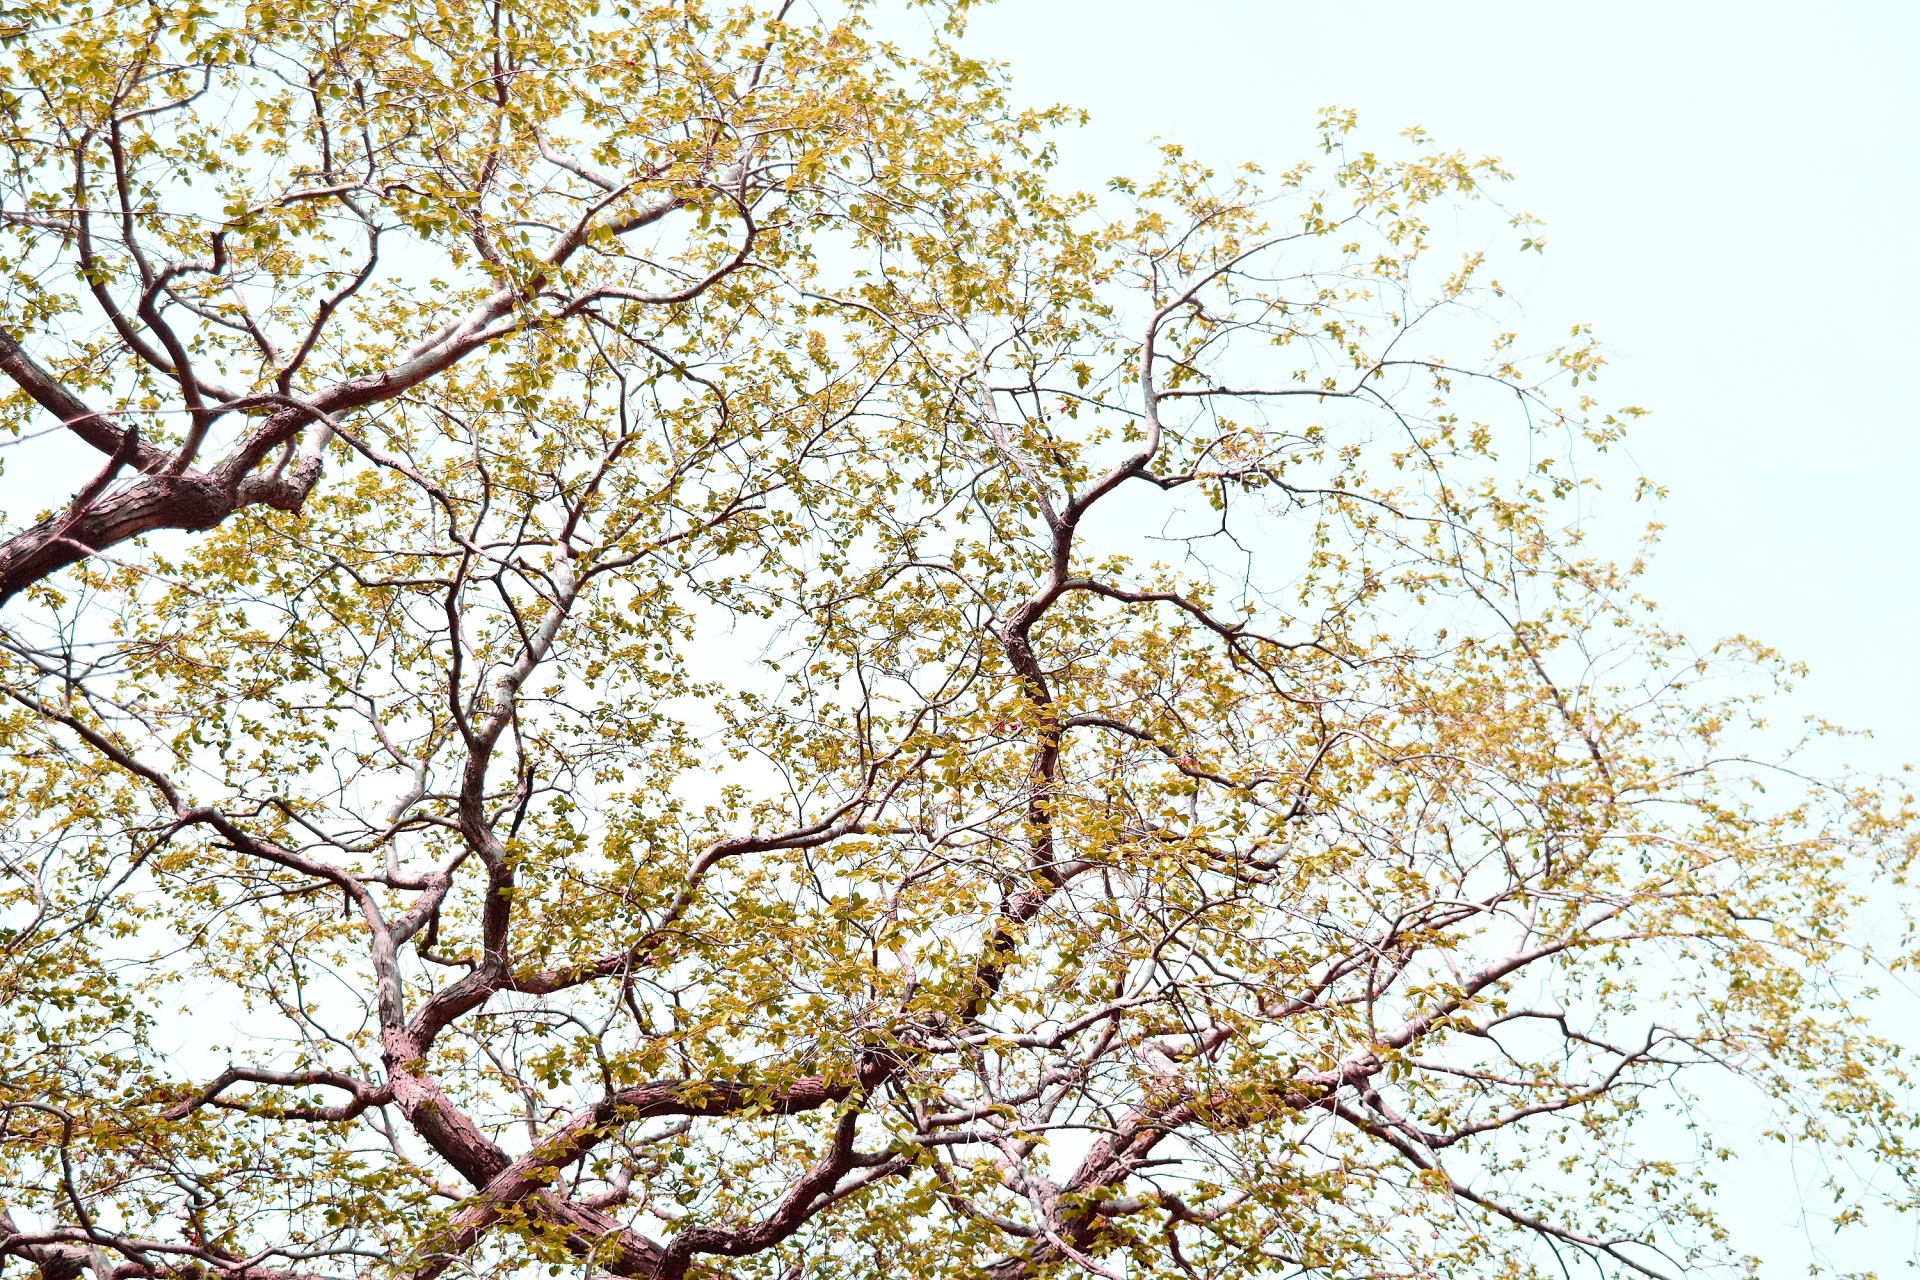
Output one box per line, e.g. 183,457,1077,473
0,3,1916,1280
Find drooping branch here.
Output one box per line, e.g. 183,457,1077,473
0,184,698,603
161,1067,393,1123
0,327,171,472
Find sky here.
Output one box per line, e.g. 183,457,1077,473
953,2,1920,1273
959,0,1920,766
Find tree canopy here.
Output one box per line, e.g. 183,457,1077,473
1,3,1917,1280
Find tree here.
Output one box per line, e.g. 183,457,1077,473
0,0,1018,600
1,4,1916,1280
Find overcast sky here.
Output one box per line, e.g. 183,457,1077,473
958,3,1920,1272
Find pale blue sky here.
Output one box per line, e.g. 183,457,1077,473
956,3,1920,1273
964,0,1920,767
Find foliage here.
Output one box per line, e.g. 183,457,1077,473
1,4,1917,1280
